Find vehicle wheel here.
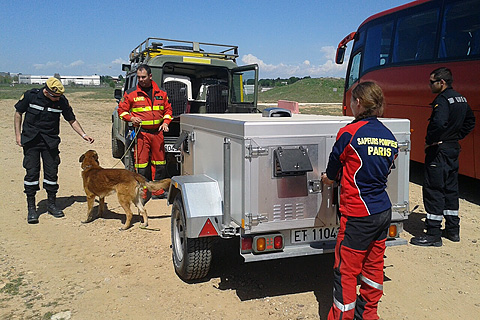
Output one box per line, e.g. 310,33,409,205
111,127,124,159
171,194,212,280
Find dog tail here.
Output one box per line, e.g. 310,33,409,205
145,178,171,192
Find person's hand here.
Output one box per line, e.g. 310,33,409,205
15,135,22,147
321,172,334,185
131,117,142,127
160,123,169,132
82,134,95,144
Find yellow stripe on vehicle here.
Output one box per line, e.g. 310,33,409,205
183,57,211,64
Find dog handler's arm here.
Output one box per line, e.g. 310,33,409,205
14,111,23,147
68,119,94,143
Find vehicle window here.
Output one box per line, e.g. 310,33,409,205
347,52,361,89
362,21,393,72
352,29,365,53
392,8,439,63
232,69,256,103
439,0,480,58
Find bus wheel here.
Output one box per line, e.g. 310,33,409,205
171,194,212,280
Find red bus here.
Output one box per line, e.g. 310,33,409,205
336,0,480,179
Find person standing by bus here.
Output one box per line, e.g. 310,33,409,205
411,67,475,247
322,82,398,320
117,64,173,200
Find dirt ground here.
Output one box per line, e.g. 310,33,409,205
1,94,479,320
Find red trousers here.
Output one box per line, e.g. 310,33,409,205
328,208,391,320
134,130,165,170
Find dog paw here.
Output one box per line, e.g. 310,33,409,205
81,219,93,224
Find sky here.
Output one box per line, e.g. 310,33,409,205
0,0,410,79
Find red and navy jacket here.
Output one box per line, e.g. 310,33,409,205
325,116,398,217
118,81,173,130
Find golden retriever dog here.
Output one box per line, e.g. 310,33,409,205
79,150,171,230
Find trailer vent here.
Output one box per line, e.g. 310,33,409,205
273,147,313,177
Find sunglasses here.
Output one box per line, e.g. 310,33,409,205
429,79,442,85
46,89,62,99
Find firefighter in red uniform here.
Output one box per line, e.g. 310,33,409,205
322,82,398,320
117,64,173,199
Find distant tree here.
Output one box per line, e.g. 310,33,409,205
54,73,61,79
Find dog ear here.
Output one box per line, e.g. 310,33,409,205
79,154,85,163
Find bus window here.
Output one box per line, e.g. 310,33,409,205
392,9,439,62
362,21,393,72
347,52,361,89
439,0,480,58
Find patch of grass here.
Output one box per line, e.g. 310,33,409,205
0,277,24,296
41,301,59,308
42,311,55,320
258,78,345,103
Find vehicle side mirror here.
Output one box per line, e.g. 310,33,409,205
336,47,346,64
114,89,122,102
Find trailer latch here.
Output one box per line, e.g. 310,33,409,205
308,179,323,193
273,146,313,177
246,213,268,228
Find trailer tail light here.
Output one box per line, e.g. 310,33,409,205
274,236,283,249
388,224,398,238
241,236,253,253
199,218,218,237
252,234,284,253
256,238,266,251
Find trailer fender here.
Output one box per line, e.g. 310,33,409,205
168,174,223,238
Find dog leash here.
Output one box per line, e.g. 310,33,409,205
139,226,161,231
111,125,142,168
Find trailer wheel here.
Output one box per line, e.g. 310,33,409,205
171,194,212,280
111,127,124,159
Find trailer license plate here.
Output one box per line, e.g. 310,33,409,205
165,144,179,153
291,227,340,243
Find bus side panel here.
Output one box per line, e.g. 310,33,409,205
350,61,479,178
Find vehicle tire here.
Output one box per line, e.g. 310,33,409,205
111,127,124,159
171,194,212,280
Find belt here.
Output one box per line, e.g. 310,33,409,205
139,127,160,134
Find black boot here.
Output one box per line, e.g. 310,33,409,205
442,229,460,242
410,234,442,247
47,193,64,218
27,196,39,224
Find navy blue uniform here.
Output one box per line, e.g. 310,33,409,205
15,88,76,196
326,116,398,320
423,88,475,237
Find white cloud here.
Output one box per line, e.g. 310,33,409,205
33,61,63,70
242,46,348,78
111,58,128,65
67,60,85,67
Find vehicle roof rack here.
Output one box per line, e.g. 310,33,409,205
129,37,239,64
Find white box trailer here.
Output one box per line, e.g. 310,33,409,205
167,111,410,280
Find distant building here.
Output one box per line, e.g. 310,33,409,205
18,75,100,86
